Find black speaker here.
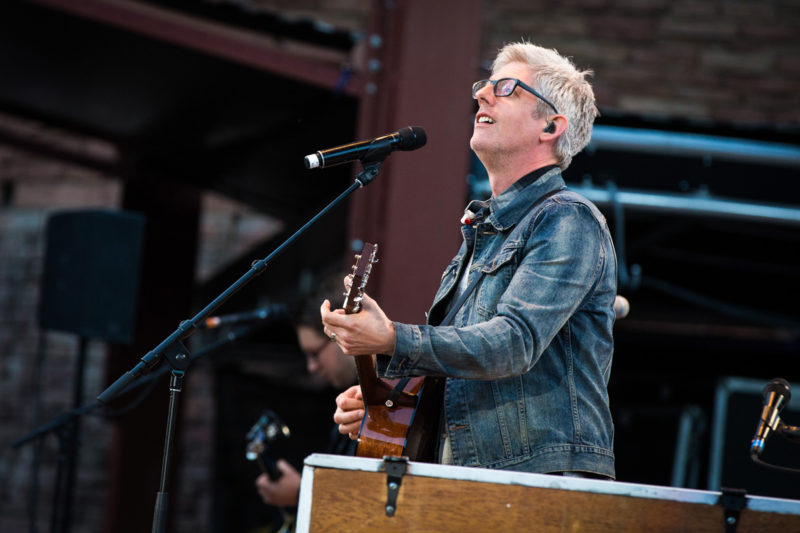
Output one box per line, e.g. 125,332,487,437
39,209,145,344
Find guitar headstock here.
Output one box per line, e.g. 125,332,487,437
343,242,378,315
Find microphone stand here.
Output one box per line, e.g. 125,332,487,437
96,161,384,533
12,323,263,532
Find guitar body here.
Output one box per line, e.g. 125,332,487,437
356,375,426,459
344,244,443,462
355,372,444,461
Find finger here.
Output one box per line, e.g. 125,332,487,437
339,421,362,437
336,385,361,403
334,401,364,420
335,408,364,425
337,397,364,412
322,312,349,330
360,291,376,307
336,391,364,410
320,299,332,317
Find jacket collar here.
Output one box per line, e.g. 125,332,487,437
482,166,565,231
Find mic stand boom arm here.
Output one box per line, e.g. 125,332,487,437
97,163,380,403
96,161,384,533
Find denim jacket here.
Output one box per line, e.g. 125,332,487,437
379,167,617,477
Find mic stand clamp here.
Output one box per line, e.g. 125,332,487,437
355,161,382,188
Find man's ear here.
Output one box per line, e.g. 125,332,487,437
541,115,567,139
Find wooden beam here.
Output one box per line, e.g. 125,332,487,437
28,0,366,96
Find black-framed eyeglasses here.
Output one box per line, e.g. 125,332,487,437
472,78,559,115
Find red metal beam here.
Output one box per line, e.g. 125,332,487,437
28,0,366,96
349,0,484,323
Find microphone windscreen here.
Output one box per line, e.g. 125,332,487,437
397,126,427,150
764,378,791,402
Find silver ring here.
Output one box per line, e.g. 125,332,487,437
330,332,337,342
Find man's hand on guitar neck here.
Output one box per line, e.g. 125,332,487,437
333,385,365,440
320,291,396,356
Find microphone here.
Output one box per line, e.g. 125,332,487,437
750,377,791,458
614,295,630,319
304,126,427,169
201,303,287,329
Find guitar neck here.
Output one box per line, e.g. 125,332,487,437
354,354,381,402
342,243,390,405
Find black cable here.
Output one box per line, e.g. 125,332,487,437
751,454,800,475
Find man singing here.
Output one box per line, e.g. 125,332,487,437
323,41,616,479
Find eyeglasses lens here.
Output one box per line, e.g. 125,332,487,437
495,79,516,96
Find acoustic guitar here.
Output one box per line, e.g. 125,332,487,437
342,243,443,461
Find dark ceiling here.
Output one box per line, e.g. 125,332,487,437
0,1,359,224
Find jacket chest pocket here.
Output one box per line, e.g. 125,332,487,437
428,259,461,324
474,242,522,319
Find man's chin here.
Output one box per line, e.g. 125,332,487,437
469,136,484,154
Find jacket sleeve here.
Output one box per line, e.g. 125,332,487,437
379,201,609,380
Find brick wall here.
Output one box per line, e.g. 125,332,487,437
478,0,800,125
0,121,281,532
0,140,120,532
253,0,800,126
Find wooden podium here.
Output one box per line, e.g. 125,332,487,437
296,453,800,532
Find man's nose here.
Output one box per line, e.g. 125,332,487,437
475,83,495,104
